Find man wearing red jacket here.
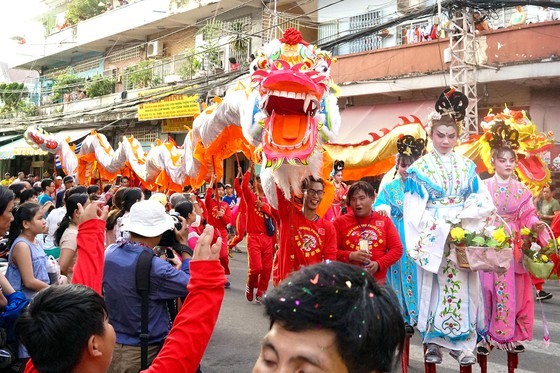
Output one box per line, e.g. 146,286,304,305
334,181,402,284
19,203,226,373
228,166,247,253
205,176,233,277
242,167,275,302
272,176,337,285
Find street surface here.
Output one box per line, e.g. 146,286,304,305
200,242,560,372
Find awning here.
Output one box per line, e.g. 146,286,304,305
0,134,22,146
0,128,94,160
335,101,433,144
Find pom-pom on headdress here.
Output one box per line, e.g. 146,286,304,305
486,122,520,151
396,135,426,159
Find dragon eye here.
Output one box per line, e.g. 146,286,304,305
269,47,282,61
314,61,329,73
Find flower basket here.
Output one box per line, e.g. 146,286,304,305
523,257,554,279
450,244,470,269
522,223,559,280
448,213,513,273
450,244,513,274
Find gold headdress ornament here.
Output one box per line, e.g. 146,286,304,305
396,135,426,159
486,122,520,151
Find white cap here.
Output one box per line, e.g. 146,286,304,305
121,200,175,237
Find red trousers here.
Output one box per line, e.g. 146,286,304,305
228,212,247,248
530,273,544,291
215,227,230,275
246,233,274,296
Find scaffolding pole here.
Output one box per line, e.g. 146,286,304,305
448,7,479,136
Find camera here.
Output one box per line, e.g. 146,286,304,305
170,211,183,231
157,212,183,249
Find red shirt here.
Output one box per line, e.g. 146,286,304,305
234,178,247,214
334,211,402,283
551,212,560,238
273,186,337,284
241,171,273,234
204,188,232,235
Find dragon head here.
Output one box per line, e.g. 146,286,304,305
249,29,339,171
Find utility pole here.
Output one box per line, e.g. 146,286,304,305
447,4,479,136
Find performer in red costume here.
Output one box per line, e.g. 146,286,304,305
205,176,233,278
242,166,275,302
228,166,247,253
334,181,402,284
272,176,337,285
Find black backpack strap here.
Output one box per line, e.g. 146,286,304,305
135,250,154,371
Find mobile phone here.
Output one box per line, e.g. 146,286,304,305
115,175,122,186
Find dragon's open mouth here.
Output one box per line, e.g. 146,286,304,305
260,87,322,165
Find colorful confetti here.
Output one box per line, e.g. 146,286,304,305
280,297,286,302
369,292,374,298
310,274,319,285
302,287,312,295
345,281,352,288
295,300,300,306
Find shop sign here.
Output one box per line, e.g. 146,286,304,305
162,117,194,133
138,91,200,121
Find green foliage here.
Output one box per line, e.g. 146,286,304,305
86,75,115,98
17,101,39,117
0,82,27,111
200,20,222,41
229,21,249,53
178,48,201,80
197,21,224,71
66,0,105,25
128,60,161,88
52,68,85,103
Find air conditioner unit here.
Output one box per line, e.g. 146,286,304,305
147,41,163,58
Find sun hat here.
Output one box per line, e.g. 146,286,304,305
121,200,175,237
149,192,168,207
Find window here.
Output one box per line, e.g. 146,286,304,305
348,10,383,53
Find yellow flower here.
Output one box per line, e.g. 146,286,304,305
557,237,560,246
520,227,531,236
450,227,465,242
542,254,549,263
492,227,507,244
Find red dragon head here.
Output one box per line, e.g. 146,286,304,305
249,28,337,169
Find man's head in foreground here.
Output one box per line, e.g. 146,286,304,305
16,285,115,373
254,261,405,373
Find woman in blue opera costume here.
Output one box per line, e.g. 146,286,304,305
374,135,425,330
404,102,492,365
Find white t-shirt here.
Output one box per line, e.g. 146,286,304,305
44,207,66,249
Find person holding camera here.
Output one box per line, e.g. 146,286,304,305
102,200,193,373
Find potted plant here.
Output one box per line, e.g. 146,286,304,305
178,47,201,80
128,60,162,88
66,0,105,25
86,75,116,98
0,82,27,112
52,68,85,103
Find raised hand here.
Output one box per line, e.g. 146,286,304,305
193,225,221,261
76,201,109,225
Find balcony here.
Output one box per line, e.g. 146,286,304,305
329,20,560,94
12,0,231,70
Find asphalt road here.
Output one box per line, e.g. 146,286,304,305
200,242,560,373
